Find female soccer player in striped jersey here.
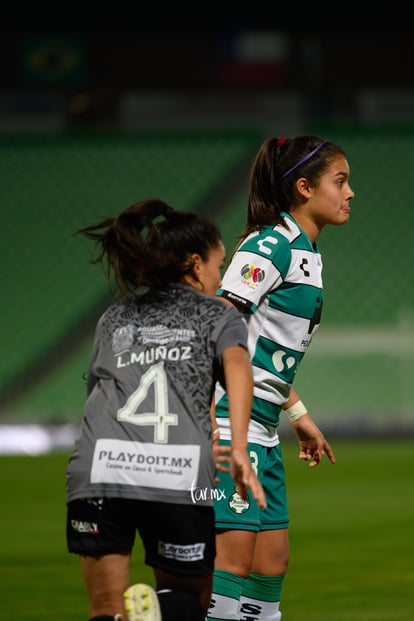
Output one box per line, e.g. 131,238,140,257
208,135,354,621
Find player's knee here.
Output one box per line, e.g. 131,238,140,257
157,589,204,621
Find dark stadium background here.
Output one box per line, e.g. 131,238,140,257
1,26,413,452
1,26,413,621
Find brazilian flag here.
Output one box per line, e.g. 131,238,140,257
21,35,85,86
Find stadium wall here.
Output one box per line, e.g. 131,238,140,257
1,123,413,452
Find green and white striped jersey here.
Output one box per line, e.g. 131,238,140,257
216,213,323,444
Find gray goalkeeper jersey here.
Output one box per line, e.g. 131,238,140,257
66,284,248,507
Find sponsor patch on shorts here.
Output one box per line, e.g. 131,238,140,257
158,540,206,562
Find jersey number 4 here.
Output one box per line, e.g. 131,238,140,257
117,361,178,443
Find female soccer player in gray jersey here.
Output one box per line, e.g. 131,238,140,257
65,199,266,621
208,135,355,621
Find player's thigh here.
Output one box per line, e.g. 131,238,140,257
80,552,130,613
66,498,137,556
214,528,257,576
251,528,289,575
139,502,216,579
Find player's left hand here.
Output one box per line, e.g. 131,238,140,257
291,414,336,467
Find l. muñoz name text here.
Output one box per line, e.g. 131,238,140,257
117,345,192,367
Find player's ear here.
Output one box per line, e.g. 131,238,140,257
295,177,311,199
182,253,203,290
191,253,202,275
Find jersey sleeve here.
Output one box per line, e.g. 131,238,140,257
85,313,105,396
211,304,249,391
217,231,291,313
85,309,115,397
212,304,248,358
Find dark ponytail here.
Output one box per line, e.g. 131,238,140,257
75,198,222,297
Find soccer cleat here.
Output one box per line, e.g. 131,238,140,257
124,583,162,621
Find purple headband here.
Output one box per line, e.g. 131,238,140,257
281,139,328,180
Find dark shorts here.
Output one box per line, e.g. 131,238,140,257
214,441,289,530
66,498,215,578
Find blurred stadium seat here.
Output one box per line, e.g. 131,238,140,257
1,124,413,442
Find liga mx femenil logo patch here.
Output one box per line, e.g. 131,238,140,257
240,264,265,290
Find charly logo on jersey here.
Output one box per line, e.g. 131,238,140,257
228,486,250,514
70,519,100,534
240,263,265,289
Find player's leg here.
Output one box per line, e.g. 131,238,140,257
139,501,216,620
239,443,289,621
80,552,130,619
153,568,209,620
67,497,135,620
207,440,265,620
238,529,288,621
207,529,256,620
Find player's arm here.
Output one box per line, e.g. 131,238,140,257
283,388,336,467
222,345,266,509
283,386,301,409
210,398,231,482
217,294,242,311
